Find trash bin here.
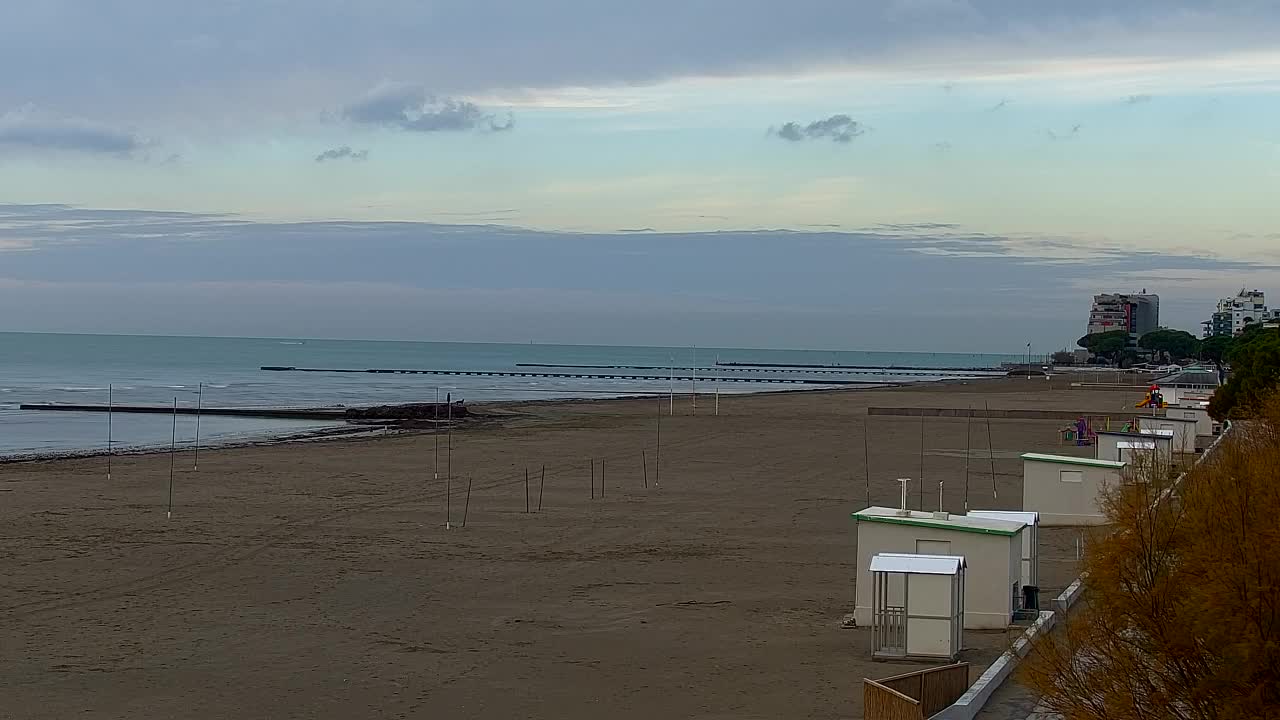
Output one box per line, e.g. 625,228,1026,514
1022,585,1040,612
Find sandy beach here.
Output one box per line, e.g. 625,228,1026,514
0,377,1146,719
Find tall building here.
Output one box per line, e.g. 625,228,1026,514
1202,289,1268,337
1087,291,1160,345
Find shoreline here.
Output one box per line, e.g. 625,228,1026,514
0,380,919,465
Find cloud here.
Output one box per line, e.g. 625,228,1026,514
1124,93,1154,104
342,82,513,133
0,105,146,156
315,145,369,163
772,114,867,143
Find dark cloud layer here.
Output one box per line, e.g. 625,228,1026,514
1,203,1269,350
0,108,145,156
772,115,866,143
342,83,513,133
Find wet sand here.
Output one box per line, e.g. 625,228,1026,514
0,377,1144,719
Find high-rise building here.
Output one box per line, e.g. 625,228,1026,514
1202,289,1268,337
1087,291,1160,345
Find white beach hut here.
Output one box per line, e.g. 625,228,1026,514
1137,416,1199,454
1167,404,1214,437
968,510,1038,592
853,505,1024,630
1095,430,1173,465
1021,453,1126,526
869,553,965,662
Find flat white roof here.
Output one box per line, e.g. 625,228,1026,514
853,506,1025,536
968,510,1039,527
870,552,965,575
1021,452,1127,470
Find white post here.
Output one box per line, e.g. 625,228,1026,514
193,381,203,471
898,478,910,512
107,384,113,480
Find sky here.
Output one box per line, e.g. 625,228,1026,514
1,1,1279,353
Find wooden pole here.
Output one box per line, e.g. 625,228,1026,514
538,465,546,511
107,384,113,481
193,381,203,471
167,397,177,519
446,470,452,529
964,407,972,512
590,458,595,499
863,419,871,508
918,414,925,510
642,449,648,489
655,395,661,486
985,401,998,499
433,387,439,483
462,477,472,528
524,468,530,513
602,459,606,498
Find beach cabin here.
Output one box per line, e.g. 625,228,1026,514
1167,404,1214,437
1153,367,1220,405
853,507,1024,630
968,510,1038,592
868,553,965,662
1095,430,1173,465
1021,453,1126,526
1137,416,1199,454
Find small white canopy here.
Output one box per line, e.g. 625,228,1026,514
870,552,965,576
1118,440,1158,450
1140,428,1176,437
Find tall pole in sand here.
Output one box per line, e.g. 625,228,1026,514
167,397,177,519
669,356,674,416
107,384,113,480
918,414,926,510
655,393,662,486
984,400,998,499
863,420,871,508
433,387,440,483
691,346,697,415
446,392,453,482
1026,342,1032,381
193,382,203,471
964,407,972,512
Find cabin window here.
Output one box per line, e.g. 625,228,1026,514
1060,470,1083,483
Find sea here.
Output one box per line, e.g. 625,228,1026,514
0,332,1021,458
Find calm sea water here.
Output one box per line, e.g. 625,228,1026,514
0,333,1019,458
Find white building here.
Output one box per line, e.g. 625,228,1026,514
853,506,1025,630
1167,404,1214,437
1095,430,1174,465
868,553,966,662
968,510,1039,591
1204,289,1269,337
1137,415,1199,454
1087,291,1160,345
1021,453,1126,526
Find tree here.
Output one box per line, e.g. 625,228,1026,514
1077,330,1130,364
1209,328,1280,420
1021,392,1280,719
1200,334,1233,364
1138,329,1201,362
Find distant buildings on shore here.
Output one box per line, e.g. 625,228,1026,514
1202,289,1278,337
1086,291,1160,347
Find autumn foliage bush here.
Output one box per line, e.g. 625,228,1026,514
1021,393,1280,720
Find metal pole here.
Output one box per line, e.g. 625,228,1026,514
446,392,453,482
985,401,998,499
669,356,674,415
863,420,871,508
1027,342,1032,380
446,471,452,529
964,407,972,512
167,397,177,519
918,414,925,510
462,477,472,528
525,468,530,513
193,381,203,471
538,465,546,511
107,384,113,480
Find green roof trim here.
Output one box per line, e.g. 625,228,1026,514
1021,452,1126,469
851,512,1021,536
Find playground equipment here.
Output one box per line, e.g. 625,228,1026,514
1136,385,1167,409
1060,416,1099,446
